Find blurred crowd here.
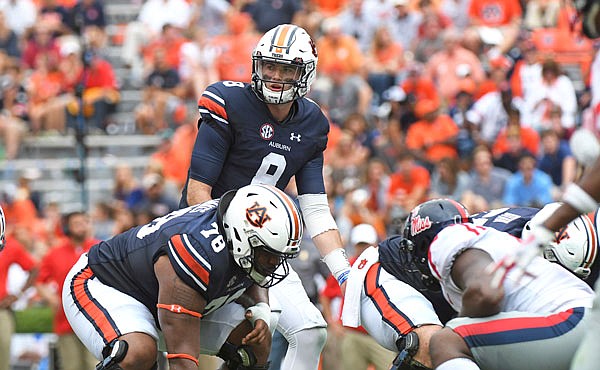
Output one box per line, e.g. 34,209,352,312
2,0,600,368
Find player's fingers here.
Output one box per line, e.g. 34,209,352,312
490,266,507,289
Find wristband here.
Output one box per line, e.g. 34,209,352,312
246,302,271,330
563,183,598,214
322,248,351,286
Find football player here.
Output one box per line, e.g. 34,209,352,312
180,24,348,369
62,184,302,370
472,204,599,283
402,198,594,370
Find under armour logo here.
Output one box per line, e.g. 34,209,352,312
171,305,182,313
290,133,302,142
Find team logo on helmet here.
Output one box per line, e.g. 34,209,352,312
260,123,274,140
411,215,432,236
246,202,272,228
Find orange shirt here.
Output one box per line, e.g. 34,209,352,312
387,165,431,202
468,0,522,27
492,126,540,157
317,35,364,76
213,33,260,82
151,123,198,187
28,70,65,105
0,237,36,301
401,77,439,105
405,115,459,162
311,0,348,16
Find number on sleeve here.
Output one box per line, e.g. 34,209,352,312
222,81,245,88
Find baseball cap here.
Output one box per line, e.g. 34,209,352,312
350,224,378,246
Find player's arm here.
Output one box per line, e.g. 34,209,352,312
452,249,504,318
186,120,231,206
295,155,350,290
155,255,205,369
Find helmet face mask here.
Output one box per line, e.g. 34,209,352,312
251,24,318,105
402,199,470,287
220,184,303,287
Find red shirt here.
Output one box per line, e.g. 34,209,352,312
0,237,37,300
36,238,98,334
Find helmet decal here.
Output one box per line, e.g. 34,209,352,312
246,202,271,228
270,24,298,55
410,215,432,236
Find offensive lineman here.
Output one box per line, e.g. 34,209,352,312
62,184,303,370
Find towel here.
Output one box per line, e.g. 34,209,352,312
341,246,379,327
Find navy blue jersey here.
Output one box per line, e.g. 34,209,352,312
180,82,329,207
87,200,253,323
377,236,456,324
471,207,540,238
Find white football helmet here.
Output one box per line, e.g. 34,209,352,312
220,184,303,287
523,202,598,279
0,204,5,252
251,24,318,104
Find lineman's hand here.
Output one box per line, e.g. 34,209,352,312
242,310,270,345
486,226,555,288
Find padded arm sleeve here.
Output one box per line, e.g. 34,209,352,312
297,193,338,238
189,120,232,186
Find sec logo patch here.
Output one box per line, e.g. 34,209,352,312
260,123,274,140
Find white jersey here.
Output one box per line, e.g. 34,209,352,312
428,223,594,314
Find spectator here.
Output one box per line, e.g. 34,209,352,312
317,17,364,77
429,156,471,200
360,157,391,227
39,0,72,36
150,123,195,189
90,201,114,240
365,26,404,105
178,26,219,99
65,51,120,133
320,223,396,370
461,145,511,212
211,12,260,82
240,0,303,33
387,0,422,51
494,124,536,173
424,28,485,104
400,62,439,109
386,151,430,233
326,129,370,193
524,0,560,29
21,22,61,71
35,211,98,370
467,0,522,54
527,59,578,134
510,39,542,124
315,64,373,126
492,107,540,159
412,11,445,63
112,162,143,206
67,0,106,35
142,23,187,78
502,152,554,207
344,112,379,156
0,224,38,370
0,59,27,159
0,11,19,61
465,82,514,148
337,0,380,52
405,98,459,168
26,52,69,134
0,0,36,38
447,79,477,158
121,0,191,84
339,188,387,240
128,172,178,219
188,0,232,37
135,47,183,134
439,0,471,30
537,128,577,192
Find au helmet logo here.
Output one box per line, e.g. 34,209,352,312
246,202,272,227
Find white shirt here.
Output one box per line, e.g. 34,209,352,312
527,74,578,129
466,91,508,144
0,0,36,36
428,223,594,314
138,0,191,34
